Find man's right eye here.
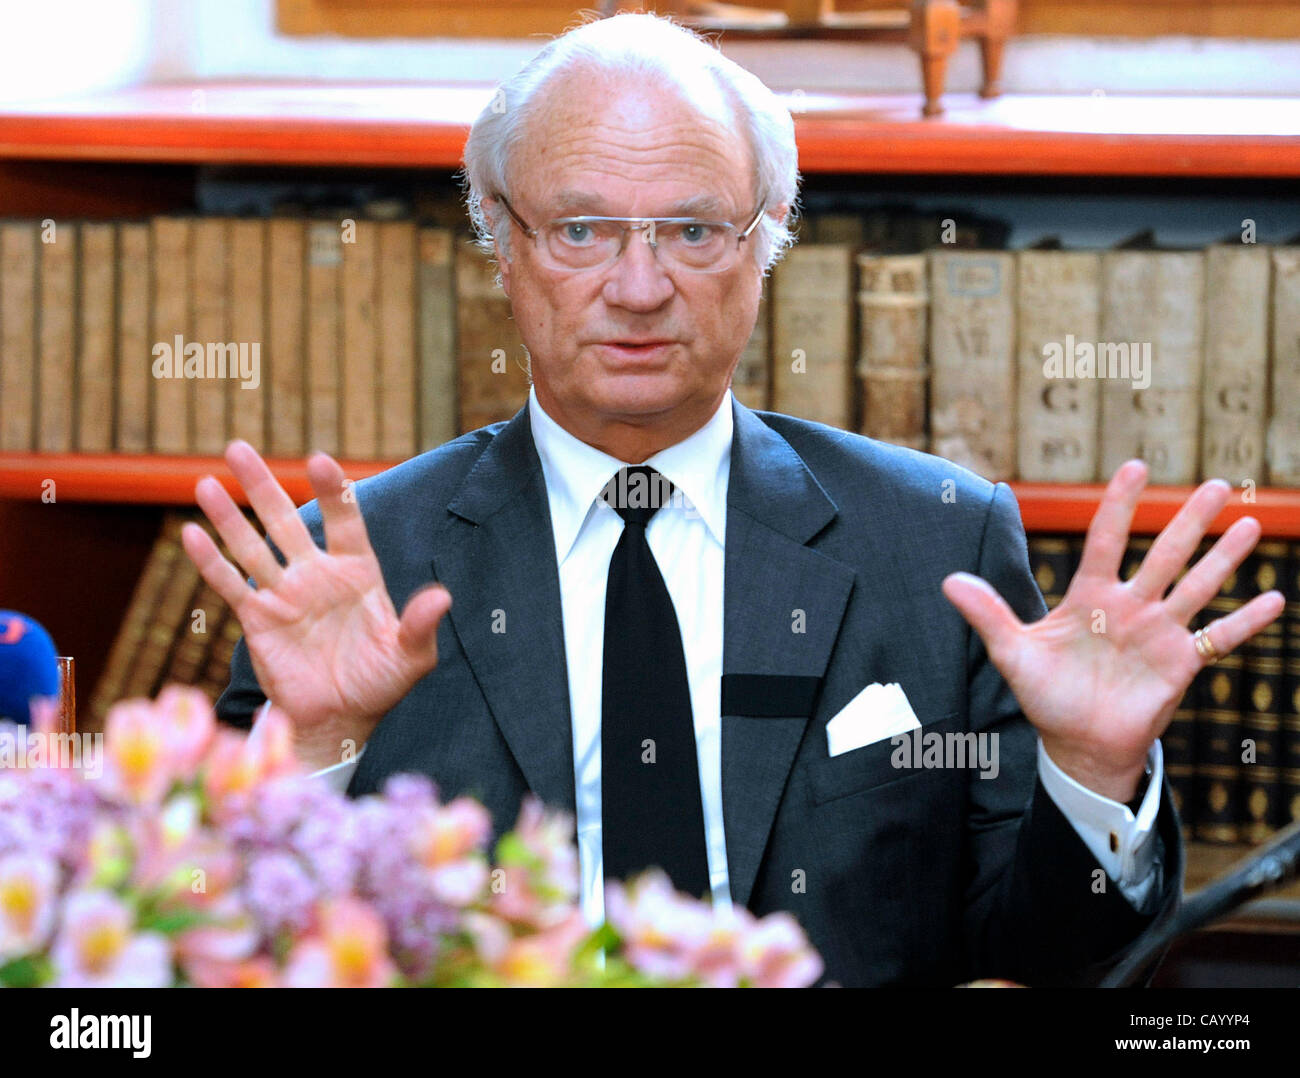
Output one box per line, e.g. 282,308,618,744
562,222,594,245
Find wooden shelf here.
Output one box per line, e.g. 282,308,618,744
0,453,391,508
3,453,1300,534
0,82,1298,176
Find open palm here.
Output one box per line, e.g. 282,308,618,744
181,441,452,769
942,460,1286,801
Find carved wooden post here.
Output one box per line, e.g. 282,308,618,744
980,0,1017,99
910,0,962,118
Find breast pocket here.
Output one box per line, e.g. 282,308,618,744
806,711,962,806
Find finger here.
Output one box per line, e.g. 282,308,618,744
180,521,253,615
941,571,1024,664
1129,477,1233,601
195,475,284,588
396,584,453,672
1074,459,1148,583
1193,590,1286,665
224,440,319,563
308,452,370,557
1165,516,1261,625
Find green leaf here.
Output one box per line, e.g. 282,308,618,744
0,954,53,988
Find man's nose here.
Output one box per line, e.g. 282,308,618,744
602,228,675,310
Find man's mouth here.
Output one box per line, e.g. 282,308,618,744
599,340,675,356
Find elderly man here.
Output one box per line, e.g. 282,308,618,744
187,13,1283,986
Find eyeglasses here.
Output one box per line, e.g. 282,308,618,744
493,192,765,275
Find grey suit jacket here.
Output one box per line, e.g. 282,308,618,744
218,398,1183,986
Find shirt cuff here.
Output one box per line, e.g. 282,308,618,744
311,753,362,794
1037,737,1164,909
252,701,364,794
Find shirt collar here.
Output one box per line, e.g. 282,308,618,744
528,385,733,566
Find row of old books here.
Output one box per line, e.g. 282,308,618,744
1030,532,1300,845
3,209,1298,487
772,237,1300,487
0,210,500,459
87,511,243,730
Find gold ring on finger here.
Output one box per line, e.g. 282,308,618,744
1193,626,1221,664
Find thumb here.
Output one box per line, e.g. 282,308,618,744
396,584,453,671
941,572,1023,663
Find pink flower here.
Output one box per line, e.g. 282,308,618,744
409,797,491,866
202,706,300,817
0,852,59,959
407,797,491,906
605,871,712,984
738,912,824,988
176,894,265,986
494,910,590,987
49,890,172,987
154,685,217,773
283,897,397,988
101,700,174,805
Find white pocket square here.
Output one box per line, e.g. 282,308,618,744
826,682,922,757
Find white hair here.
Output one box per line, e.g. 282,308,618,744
459,11,801,276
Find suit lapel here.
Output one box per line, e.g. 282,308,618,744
722,402,857,908
429,400,858,903
432,407,577,814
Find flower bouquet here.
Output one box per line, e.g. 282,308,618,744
0,687,823,987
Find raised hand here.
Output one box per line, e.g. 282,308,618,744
180,441,453,771
941,460,1286,803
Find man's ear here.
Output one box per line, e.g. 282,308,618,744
482,195,512,296
769,202,790,229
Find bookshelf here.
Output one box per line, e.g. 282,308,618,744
2,83,1299,920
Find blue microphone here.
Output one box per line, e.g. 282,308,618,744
0,611,60,727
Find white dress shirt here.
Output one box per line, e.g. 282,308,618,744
307,385,1164,921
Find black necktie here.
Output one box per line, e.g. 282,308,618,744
600,465,710,899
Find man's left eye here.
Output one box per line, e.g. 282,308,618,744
679,223,713,244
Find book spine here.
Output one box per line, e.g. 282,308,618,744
122,515,202,700
340,217,379,459
377,218,417,459
1,221,39,450
1027,534,1073,610
267,215,305,456
731,284,771,412
1240,540,1288,841
1098,250,1204,484
928,250,1017,480
1268,247,1300,487
164,580,226,687
228,217,267,450
1282,541,1300,827
855,252,927,450
115,223,152,454
416,226,456,451
1201,243,1269,484
1016,250,1101,482
306,219,342,455
190,217,230,456
36,220,77,452
200,609,245,711
1192,545,1253,843
77,222,116,453
770,244,854,429
150,216,193,454
89,513,185,722
455,240,531,432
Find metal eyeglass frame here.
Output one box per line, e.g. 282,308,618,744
492,192,766,273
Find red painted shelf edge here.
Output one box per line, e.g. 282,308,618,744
2,86,1299,176
3,455,1300,535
